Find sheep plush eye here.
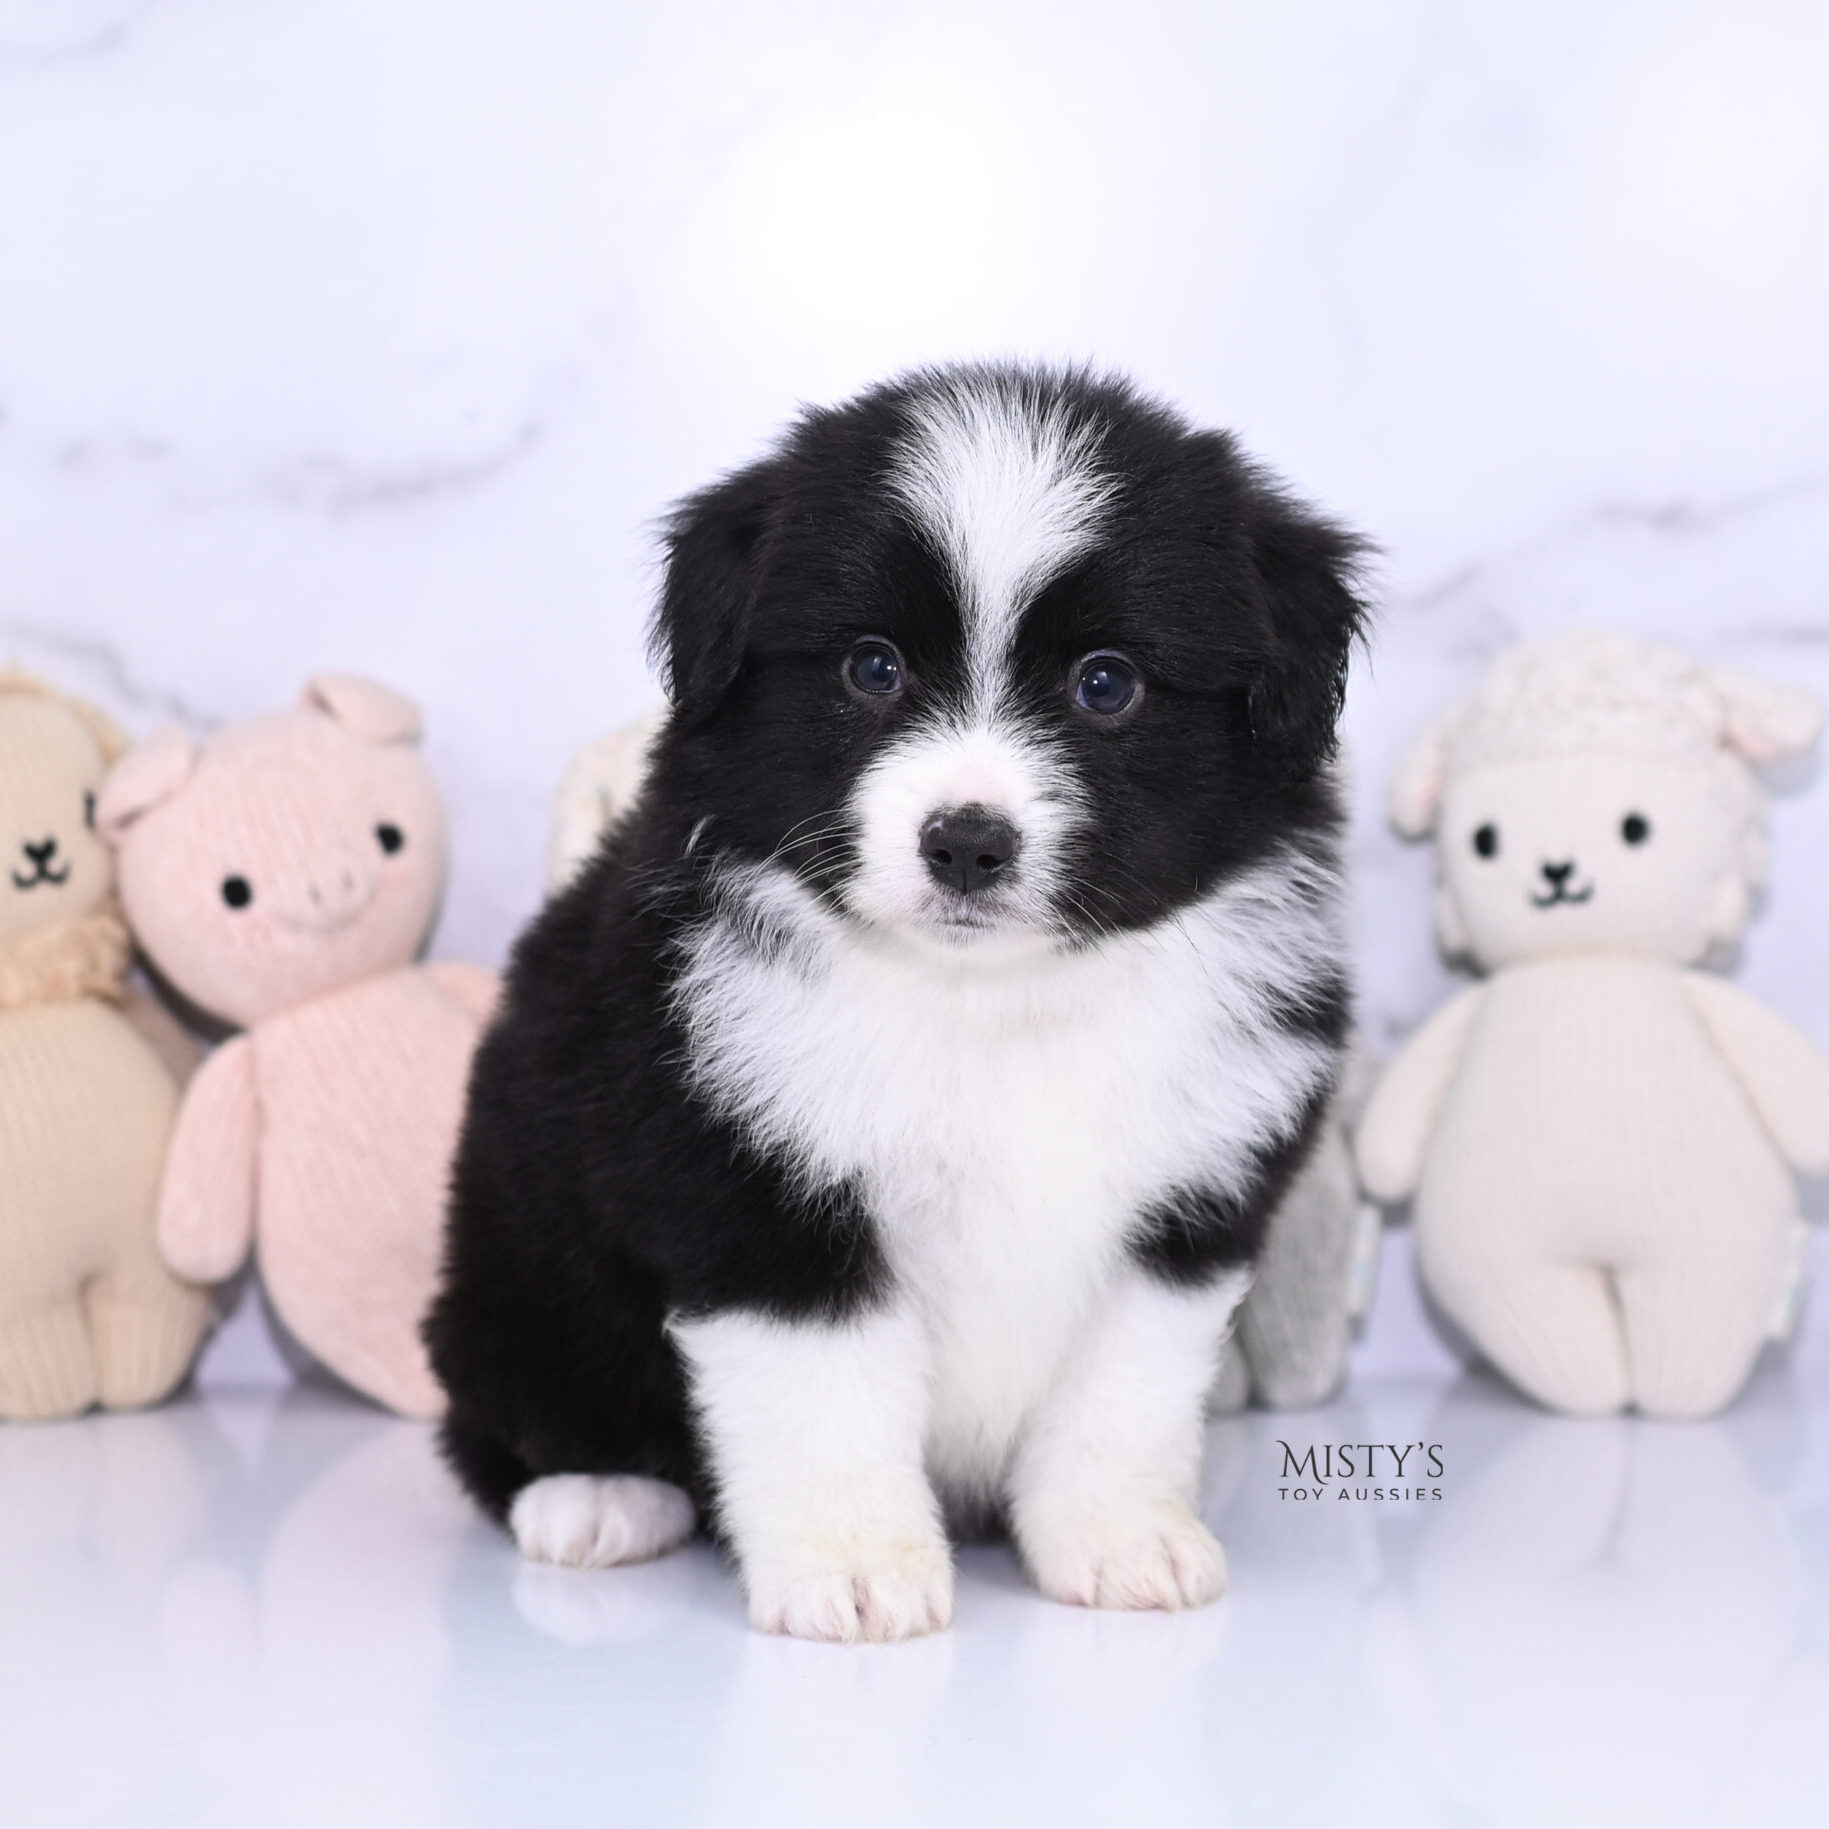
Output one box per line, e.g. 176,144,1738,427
847,641,903,697
221,875,253,910
83,790,96,830
1073,653,1138,716
376,823,405,855
1620,812,1651,846
1472,823,1500,860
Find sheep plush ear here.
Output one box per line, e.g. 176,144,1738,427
1709,666,1823,766
1386,709,1456,839
305,674,423,746
95,725,197,844
648,457,785,724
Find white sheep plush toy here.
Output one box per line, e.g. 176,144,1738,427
1356,631,1829,1418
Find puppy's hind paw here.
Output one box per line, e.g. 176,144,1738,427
1023,1504,1227,1612
509,1474,696,1570
746,1536,956,1644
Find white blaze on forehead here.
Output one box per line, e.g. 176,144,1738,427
888,380,1115,693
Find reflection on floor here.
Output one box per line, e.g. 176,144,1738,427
5,1366,1827,1828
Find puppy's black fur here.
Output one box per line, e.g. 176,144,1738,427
426,363,1367,1525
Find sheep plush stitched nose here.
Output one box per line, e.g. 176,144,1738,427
1532,859,1590,907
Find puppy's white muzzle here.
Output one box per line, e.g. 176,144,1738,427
844,715,1080,949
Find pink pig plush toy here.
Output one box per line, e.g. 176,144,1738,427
96,676,496,1417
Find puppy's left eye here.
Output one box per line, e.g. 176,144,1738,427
1073,653,1138,716
847,641,904,697
376,823,405,856
83,791,96,831
1620,812,1651,846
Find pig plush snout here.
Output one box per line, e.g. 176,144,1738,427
272,851,381,935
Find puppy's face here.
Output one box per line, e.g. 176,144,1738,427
652,368,1364,953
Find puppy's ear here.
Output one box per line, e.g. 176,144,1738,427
1245,485,1371,776
650,458,785,724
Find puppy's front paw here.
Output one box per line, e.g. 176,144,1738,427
745,1536,956,1644
1022,1505,1227,1611
510,1474,696,1569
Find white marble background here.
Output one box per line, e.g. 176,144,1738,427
3,0,1825,1389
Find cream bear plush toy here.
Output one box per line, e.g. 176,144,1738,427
98,676,498,1418
0,670,210,1419
1356,632,1829,1418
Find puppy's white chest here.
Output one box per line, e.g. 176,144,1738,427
863,1053,1142,1493
674,867,1333,1488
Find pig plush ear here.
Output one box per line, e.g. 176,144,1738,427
1709,666,1823,766
1387,707,1457,839
304,674,423,746
95,725,197,845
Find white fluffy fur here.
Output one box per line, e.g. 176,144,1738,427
888,378,1115,699
670,1307,953,1643
510,1473,697,1569
844,712,1083,947
1011,1269,1247,1608
669,847,1337,1631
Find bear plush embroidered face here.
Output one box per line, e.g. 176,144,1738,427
0,675,124,946
1389,634,1822,972
98,676,448,1027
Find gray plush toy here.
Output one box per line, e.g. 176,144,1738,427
1206,1046,1379,1413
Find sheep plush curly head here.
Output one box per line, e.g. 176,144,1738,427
1388,632,1822,970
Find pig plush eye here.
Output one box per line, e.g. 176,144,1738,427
221,875,253,910
376,823,405,856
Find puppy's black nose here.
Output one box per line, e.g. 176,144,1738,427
920,806,1018,896
1541,859,1575,887
23,837,58,866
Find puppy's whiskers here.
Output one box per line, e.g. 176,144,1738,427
761,810,853,872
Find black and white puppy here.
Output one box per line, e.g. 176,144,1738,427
426,362,1366,1642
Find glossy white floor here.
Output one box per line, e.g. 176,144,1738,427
8,1361,1827,1829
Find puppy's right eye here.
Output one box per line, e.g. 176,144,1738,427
847,641,904,697
1074,653,1138,716
221,876,253,910
1472,824,1499,860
